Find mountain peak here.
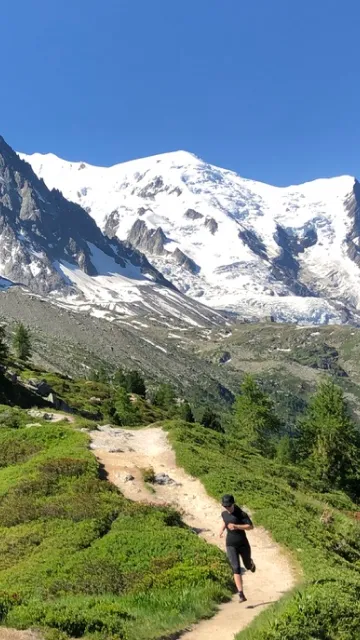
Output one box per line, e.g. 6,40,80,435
20,145,360,325
0,134,225,327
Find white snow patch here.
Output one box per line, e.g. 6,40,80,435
141,338,167,353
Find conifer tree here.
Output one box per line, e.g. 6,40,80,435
179,401,195,423
233,374,281,455
298,380,359,487
114,387,139,426
113,367,127,388
201,407,223,433
0,325,8,365
126,370,146,397
276,434,296,465
153,383,176,410
13,323,31,362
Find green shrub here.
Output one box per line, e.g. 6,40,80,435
141,467,156,483
39,458,94,479
0,407,22,429
6,596,132,637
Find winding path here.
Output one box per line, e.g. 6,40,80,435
0,631,40,640
90,426,297,640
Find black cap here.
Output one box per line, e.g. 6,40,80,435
221,494,235,507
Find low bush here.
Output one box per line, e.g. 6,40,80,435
141,466,156,483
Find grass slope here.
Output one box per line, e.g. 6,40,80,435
165,420,360,640
0,415,231,640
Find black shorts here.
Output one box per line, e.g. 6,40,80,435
226,542,252,574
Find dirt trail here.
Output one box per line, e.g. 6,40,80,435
0,630,40,640
90,426,297,640
49,412,76,423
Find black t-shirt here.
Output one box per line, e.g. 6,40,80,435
221,505,252,547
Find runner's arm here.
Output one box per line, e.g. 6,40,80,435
219,522,226,537
228,522,253,531
227,513,254,531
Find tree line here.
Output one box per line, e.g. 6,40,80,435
0,323,32,363
232,374,360,500
91,364,223,429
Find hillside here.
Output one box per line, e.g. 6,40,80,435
0,353,360,640
3,289,360,426
21,148,360,325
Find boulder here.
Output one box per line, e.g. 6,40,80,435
28,410,53,421
6,371,18,383
116,472,135,483
154,473,176,486
28,379,52,395
219,351,231,364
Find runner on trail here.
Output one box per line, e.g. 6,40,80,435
219,494,256,603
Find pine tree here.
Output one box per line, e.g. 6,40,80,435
113,367,127,388
298,380,359,487
114,387,140,426
179,401,195,423
126,370,146,397
233,374,281,456
13,323,31,362
0,325,8,365
276,435,296,465
153,383,176,410
201,407,223,433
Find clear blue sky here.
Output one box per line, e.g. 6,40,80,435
1,0,359,186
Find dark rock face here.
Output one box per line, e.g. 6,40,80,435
0,135,170,295
184,208,203,221
127,219,167,255
271,224,317,297
138,206,152,217
204,217,218,234
239,228,268,260
127,219,200,275
27,379,52,396
219,351,231,364
345,180,360,267
273,225,301,279
173,248,200,275
104,210,120,238
169,187,182,197
0,135,118,293
137,176,165,199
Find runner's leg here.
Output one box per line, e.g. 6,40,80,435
226,546,243,592
239,542,256,572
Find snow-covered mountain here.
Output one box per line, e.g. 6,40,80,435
21,148,360,325
0,136,225,327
